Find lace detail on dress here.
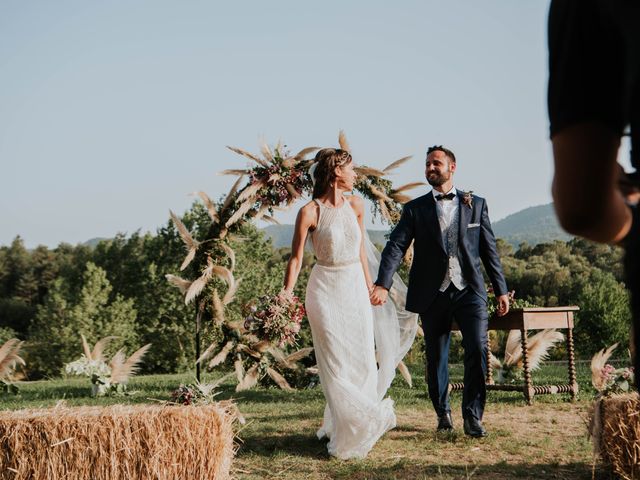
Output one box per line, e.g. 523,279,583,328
310,199,361,266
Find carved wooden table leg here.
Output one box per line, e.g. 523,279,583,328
486,333,494,385
521,328,534,405
566,326,578,401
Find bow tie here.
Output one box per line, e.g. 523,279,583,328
436,193,455,201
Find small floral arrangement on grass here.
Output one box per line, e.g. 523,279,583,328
244,291,306,348
169,376,231,406
591,343,635,397
64,335,151,397
0,338,25,395
64,356,112,394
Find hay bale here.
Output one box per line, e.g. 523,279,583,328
590,392,640,480
0,403,237,480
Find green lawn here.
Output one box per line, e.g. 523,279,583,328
1,362,607,479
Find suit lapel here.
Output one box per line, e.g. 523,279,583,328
458,190,472,241
425,192,446,253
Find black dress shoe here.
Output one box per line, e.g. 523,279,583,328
437,412,454,431
463,417,487,438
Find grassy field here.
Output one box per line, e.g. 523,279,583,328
0,362,610,479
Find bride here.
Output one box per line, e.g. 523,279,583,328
283,147,418,459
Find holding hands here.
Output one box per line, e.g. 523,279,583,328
369,285,389,306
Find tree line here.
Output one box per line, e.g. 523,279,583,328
0,203,630,378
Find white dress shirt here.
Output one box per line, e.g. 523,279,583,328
433,187,467,292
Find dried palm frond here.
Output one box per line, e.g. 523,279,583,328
503,330,523,367
390,193,412,204
266,367,293,391
180,248,197,272
169,210,200,271
220,243,236,271
252,205,271,222
196,341,221,365
90,336,118,363
207,341,235,368
369,184,393,203
81,334,92,359
397,361,412,387
489,354,503,371
226,145,268,166
236,344,261,360
260,142,274,163
219,169,249,176
378,199,391,222
269,348,293,369
290,146,320,164
222,278,241,306
236,364,260,391
355,166,386,178
221,175,245,214
503,329,564,371
0,339,25,380
285,347,314,364
525,329,564,370
185,260,215,305
338,130,350,152
592,343,619,391
236,179,266,204
165,274,192,294
383,156,412,173
392,182,426,194
306,366,319,375
234,355,245,383
252,340,271,353
211,289,225,325
285,183,300,199
195,191,219,222
225,199,255,228
109,344,151,384
211,265,235,288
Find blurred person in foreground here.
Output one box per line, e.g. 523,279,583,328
548,0,640,378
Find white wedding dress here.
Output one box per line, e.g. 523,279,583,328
305,197,418,460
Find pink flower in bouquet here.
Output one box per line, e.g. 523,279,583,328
243,291,306,347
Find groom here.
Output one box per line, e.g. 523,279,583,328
370,145,509,438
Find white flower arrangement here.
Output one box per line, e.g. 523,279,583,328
64,335,150,397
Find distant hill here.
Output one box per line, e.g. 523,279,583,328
262,225,388,249
263,203,573,250
82,237,109,248
492,203,573,248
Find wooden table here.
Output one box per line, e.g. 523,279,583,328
450,306,580,404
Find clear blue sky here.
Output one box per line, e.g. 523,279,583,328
1,1,574,248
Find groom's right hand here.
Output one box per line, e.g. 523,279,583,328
370,285,389,305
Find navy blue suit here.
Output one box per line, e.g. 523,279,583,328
375,190,508,421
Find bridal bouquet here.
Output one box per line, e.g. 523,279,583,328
243,291,306,348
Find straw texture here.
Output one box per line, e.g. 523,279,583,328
0,403,237,480
590,392,640,480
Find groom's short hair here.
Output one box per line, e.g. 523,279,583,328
427,145,456,164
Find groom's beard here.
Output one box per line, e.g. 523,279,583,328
427,171,450,187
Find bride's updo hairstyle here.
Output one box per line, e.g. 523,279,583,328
311,148,353,199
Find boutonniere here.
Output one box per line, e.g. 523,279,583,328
461,191,473,209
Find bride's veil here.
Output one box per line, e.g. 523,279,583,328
364,232,419,400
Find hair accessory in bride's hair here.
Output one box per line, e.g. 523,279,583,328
308,161,319,186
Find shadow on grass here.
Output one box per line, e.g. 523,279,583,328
330,461,601,480
237,432,330,459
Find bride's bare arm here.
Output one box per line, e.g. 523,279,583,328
349,196,373,292
283,203,316,293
